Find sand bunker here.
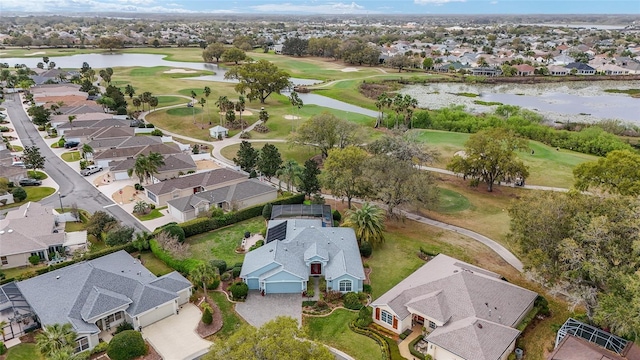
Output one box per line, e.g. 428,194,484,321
284,115,301,120
25,51,46,56
341,67,359,72
163,68,197,74
196,159,220,171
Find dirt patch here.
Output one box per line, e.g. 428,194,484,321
341,67,359,72
94,173,115,186
163,68,197,74
24,51,46,56
195,159,219,171
284,115,301,120
111,185,145,204
140,341,162,360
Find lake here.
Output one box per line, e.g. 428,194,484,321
401,81,640,124
0,53,320,86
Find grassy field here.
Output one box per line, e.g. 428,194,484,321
435,188,471,213
139,252,173,276
5,343,43,360
413,129,598,188
220,142,320,166
1,187,56,210
135,207,166,221
210,291,246,340
61,151,81,162
305,309,383,360
27,170,48,180
187,217,266,265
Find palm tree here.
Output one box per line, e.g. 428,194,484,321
190,262,219,301
145,152,165,183
128,155,149,184
149,96,159,112
215,96,228,126
199,97,206,128
81,144,93,160
276,160,302,192
67,115,76,130
125,84,136,99
132,97,141,111
342,202,386,247
203,86,211,121
375,93,391,128
190,90,197,124
36,323,78,358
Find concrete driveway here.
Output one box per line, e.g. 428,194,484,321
142,303,212,360
236,291,302,328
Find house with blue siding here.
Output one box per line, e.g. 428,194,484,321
240,219,365,295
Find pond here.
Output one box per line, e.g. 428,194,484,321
0,53,320,86
401,81,640,124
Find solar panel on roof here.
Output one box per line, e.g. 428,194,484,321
265,221,288,243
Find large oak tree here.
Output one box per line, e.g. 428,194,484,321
224,60,291,104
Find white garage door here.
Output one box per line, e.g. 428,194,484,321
177,289,191,305
138,301,175,328
114,171,131,181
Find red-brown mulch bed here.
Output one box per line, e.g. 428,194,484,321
195,295,223,338
139,341,162,360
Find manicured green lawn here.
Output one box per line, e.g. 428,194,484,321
139,252,173,276
27,170,48,180
5,343,43,360
135,207,166,221
1,187,56,210
305,309,382,360
220,142,320,167
210,291,246,340
61,151,81,162
435,188,471,213
187,217,266,265
65,221,85,232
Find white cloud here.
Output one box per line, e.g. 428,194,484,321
250,2,373,14
117,0,155,5
414,0,466,4
490,0,498,4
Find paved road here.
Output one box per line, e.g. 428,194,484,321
3,93,146,232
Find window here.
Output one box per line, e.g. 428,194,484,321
429,321,437,330
381,310,393,325
75,337,89,353
339,280,352,292
0,257,7,265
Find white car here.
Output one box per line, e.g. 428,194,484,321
80,165,103,176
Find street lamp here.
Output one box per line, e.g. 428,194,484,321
58,192,64,212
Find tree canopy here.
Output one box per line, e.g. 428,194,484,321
298,159,321,198
224,60,291,103
23,145,46,172
203,42,225,63
573,149,640,196
257,143,282,181
509,191,640,338
321,146,370,209
447,128,529,192
221,47,247,65
290,112,360,159
234,141,259,173
342,202,385,247
204,316,333,360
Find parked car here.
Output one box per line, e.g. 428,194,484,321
11,161,26,168
64,141,80,149
80,165,103,176
186,102,194,108
19,178,42,186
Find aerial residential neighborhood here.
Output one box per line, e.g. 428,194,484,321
0,3,639,360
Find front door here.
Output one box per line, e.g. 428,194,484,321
311,263,321,276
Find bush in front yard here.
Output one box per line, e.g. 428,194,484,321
202,307,213,325
229,281,249,300
114,321,134,335
210,259,227,274
343,292,363,310
359,241,372,258
28,255,41,266
12,187,26,202
107,330,147,360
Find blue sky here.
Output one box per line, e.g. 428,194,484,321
1,0,638,14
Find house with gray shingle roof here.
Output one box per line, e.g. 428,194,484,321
13,250,191,353
167,178,276,222
109,153,196,182
371,254,537,360
240,219,365,294
0,202,87,269
144,168,248,206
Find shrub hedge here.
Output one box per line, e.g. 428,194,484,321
409,335,426,360
180,194,305,237
349,320,391,360
149,239,203,274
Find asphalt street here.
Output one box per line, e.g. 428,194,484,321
3,93,146,232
